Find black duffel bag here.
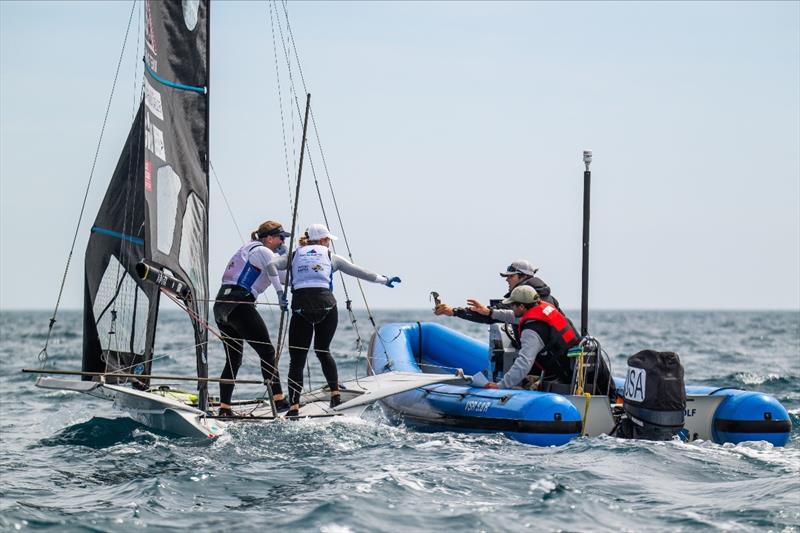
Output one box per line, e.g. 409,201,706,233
615,349,686,441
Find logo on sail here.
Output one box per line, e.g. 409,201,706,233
182,0,201,31
145,112,166,162
144,78,164,121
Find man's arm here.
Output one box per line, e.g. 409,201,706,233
452,307,501,324
497,329,544,389
488,308,517,324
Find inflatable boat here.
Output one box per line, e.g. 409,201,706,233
368,322,792,447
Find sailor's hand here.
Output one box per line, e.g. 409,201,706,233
385,276,402,288
485,382,499,389
278,294,289,312
434,304,454,316
466,299,491,316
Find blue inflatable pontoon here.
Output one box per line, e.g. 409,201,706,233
369,322,792,447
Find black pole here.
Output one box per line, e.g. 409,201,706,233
196,0,212,413
276,93,312,363
580,150,592,337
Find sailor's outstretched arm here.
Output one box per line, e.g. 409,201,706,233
488,308,517,324
331,254,389,284
267,254,288,273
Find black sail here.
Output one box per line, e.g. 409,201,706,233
82,104,160,383
83,0,210,410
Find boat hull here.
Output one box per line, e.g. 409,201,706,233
36,377,225,439
369,323,792,446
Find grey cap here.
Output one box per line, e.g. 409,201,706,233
502,285,541,305
500,259,539,277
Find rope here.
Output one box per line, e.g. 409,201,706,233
210,162,245,245
276,1,397,376
268,1,296,211
39,0,139,368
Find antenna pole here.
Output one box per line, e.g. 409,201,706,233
580,150,592,337
276,93,312,362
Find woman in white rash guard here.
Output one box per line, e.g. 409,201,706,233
213,220,291,417
269,223,401,417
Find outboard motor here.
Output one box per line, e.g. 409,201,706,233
616,349,686,441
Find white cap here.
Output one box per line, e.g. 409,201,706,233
307,223,338,241
499,259,538,277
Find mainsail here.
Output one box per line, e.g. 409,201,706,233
82,0,211,409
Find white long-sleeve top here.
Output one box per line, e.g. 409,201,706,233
268,252,387,287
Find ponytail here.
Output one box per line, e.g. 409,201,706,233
298,232,310,247
251,231,259,241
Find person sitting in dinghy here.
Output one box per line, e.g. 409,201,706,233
214,220,292,417
433,259,565,323
468,285,579,390
268,223,401,418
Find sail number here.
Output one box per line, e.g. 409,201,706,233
465,400,492,413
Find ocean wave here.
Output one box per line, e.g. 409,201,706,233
37,417,158,449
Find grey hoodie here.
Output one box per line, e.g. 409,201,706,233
490,308,545,389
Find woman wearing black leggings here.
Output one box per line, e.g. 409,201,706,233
213,220,291,416
269,223,401,417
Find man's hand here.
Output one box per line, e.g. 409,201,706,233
434,304,454,316
466,298,491,316
485,382,499,389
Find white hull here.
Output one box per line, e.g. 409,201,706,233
35,371,464,439
36,377,225,439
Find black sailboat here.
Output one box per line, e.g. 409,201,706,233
82,0,210,410
29,0,465,438
29,0,223,438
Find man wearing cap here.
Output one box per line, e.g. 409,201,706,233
434,259,564,324
468,285,579,390
213,220,293,416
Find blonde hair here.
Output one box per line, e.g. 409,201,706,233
251,220,282,241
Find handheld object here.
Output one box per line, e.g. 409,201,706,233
430,291,441,311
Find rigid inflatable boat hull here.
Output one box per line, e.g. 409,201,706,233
371,323,791,446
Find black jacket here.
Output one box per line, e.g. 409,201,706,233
452,277,563,324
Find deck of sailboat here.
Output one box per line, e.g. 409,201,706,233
32,370,467,438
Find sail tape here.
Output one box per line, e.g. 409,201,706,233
144,61,206,94
91,226,144,245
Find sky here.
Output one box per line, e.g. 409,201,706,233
1,1,799,312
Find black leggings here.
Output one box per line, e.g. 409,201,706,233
215,302,282,405
287,307,338,405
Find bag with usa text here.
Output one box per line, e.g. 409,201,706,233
615,349,686,441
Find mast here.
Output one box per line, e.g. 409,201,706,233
276,93,312,361
196,0,212,413
580,150,592,337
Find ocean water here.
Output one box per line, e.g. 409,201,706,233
1,309,798,532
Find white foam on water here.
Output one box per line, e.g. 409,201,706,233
319,524,353,533
528,477,558,495
734,372,783,385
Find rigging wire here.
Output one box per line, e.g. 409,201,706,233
268,0,296,211
270,1,362,342
276,0,393,374
210,161,245,245
39,0,139,367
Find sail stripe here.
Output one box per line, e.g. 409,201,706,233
91,226,145,245
144,61,206,94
